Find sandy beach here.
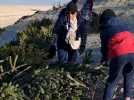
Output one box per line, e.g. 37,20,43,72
0,5,52,28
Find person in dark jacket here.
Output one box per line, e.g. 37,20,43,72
78,0,94,54
52,0,94,56
53,2,81,64
100,9,134,100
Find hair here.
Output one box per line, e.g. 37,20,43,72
100,9,116,24
72,0,79,3
66,2,78,14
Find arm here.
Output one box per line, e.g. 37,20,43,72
100,32,108,62
48,12,66,58
76,23,81,40
53,8,67,35
53,16,63,35
52,9,67,45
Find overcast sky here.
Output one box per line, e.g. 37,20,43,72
0,0,71,5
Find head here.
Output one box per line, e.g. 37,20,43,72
100,9,116,25
67,2,78,20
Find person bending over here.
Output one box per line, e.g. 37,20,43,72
100,9,134,100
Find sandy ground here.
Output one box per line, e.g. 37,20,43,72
0,5,52,28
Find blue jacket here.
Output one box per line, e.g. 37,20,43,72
100,16,133,60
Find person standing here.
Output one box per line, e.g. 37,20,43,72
52,0,94,57
78,0,94,54
53,2,81,64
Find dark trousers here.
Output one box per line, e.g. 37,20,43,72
103,53,134,100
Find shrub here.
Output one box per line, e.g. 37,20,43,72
10,63,108,100
0,18,53,66
0,83,25,100
20,67,86,100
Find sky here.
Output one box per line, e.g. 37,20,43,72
0,0,70,5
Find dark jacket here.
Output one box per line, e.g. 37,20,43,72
53,0,93,50
53,8,81,50
100,17,134,61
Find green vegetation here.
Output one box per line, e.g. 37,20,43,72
0,17,125,100
0,83,25,100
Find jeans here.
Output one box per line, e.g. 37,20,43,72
57,49,80,64
103,53,134,100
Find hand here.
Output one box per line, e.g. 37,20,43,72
76,37,81,41
100,58,108,66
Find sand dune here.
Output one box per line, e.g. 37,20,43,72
0,5,52,28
